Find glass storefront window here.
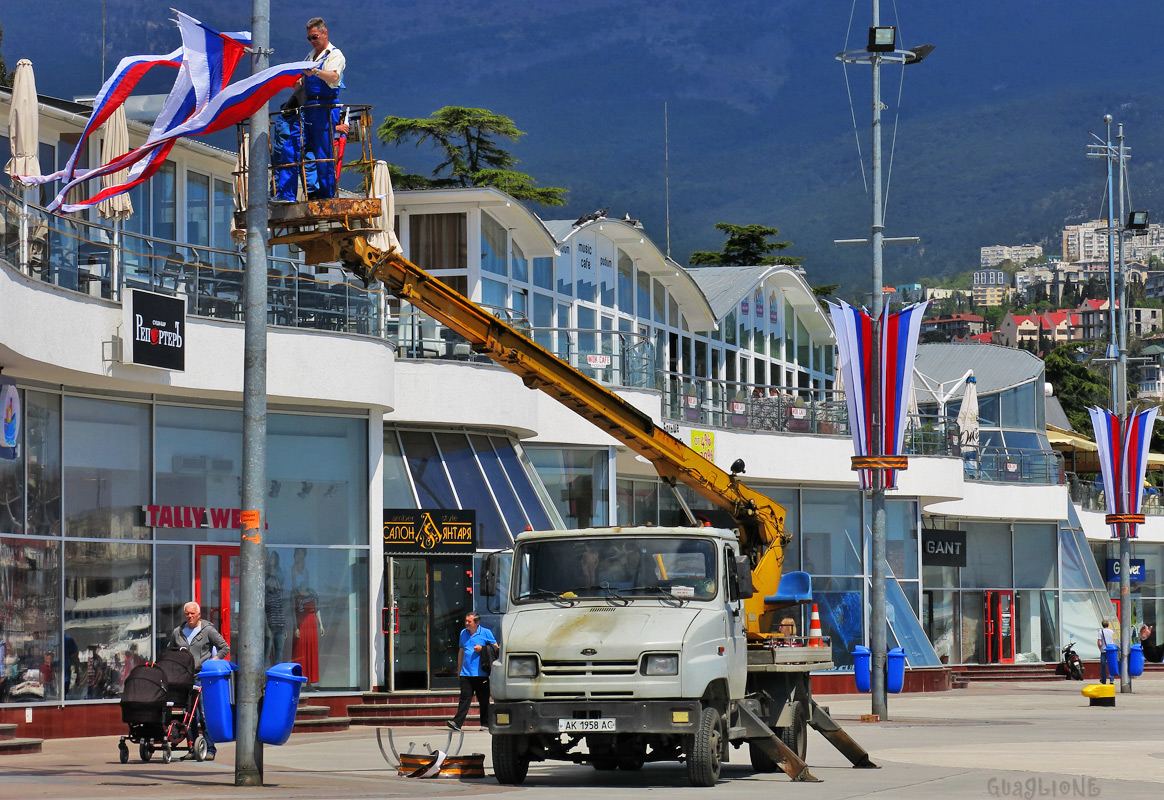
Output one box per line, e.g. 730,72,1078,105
481,213,507,277
399,430,457,509
757,486,799,572
266,414,368,547
0,537,62,702
469,434,531,535
494,438,555,531
533,256,553,290
886,500,918,580
801,489,861,576
186,171,210,246
155,406,242,543
63,397,150,540
21,416,59,562
1013,523,1056,589
526,446,609,529
512,241,528,283
212,178,233,249
64,540,151,699
151,161,176,242
435,432,511,549
154,544,191,658
813,576,863,667
1015,589,1058,662
922,589,958,664
0,389,24,535
384,432,418,509
410,213,467,270
482,278,508,309
961,522,1011,588
616,478,659,527
270,546,368,690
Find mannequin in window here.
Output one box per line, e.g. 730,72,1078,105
265,550,287,666
291,547,325,685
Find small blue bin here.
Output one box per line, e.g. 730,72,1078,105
198,659,238,743
257,662,307,746
853,646,871,693
1129,644,1145,678
1104,643,1119,679
887,647,906,694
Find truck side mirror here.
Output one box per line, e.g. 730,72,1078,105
482,552,498,597
731,556,755,599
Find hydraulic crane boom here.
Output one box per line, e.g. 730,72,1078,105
336,235,789,636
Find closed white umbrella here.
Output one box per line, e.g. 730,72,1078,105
96,106,133,221
4,59,40,181
367,160,401,255
956,374,980,454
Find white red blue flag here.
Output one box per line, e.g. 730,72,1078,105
830,299,928,490
1089,406,1158,538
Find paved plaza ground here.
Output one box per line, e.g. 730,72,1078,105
3,677,1162,800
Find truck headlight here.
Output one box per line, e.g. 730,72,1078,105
641,653,679,676
508,655,539,678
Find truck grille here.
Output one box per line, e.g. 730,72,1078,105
540,659,639,676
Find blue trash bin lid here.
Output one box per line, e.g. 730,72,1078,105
1132,643,1143,651
266,661,307,682
198,659,238,678
853,645,870,656
888,647,906,657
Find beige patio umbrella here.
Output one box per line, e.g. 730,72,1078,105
4,59,40,182
367,160,401,255
956,373,980,454
96,106,133,221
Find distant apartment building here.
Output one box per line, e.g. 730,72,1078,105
1062,219,1164,263
972,269,1011,307
896,283,923,302
1014,266,1052,302
1145,271,1164,302
924,287,972,303
980,243,1043,268
1072,298,1163,341
1138,344,1164,399
920,313,986,342
995,310,1078,349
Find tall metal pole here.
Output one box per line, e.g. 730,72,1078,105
868,0,888,721
1116,122,1132,693
236,0,270,785
1104,116,1117,403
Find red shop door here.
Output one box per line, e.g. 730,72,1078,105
194,546,240,649
984,590,1015,664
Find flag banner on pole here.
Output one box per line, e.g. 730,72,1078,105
1089,406,1158,538
829,299,928,490
21,12,308,214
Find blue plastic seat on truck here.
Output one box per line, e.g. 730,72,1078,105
765,570,812,606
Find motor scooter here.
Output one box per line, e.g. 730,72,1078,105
1062,640,1084,680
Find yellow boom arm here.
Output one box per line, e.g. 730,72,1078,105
338,236,789,636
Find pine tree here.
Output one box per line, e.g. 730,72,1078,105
688,223,803,267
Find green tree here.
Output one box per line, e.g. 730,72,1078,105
377,106,567,206
1043,342,1108,432
689,222,803,267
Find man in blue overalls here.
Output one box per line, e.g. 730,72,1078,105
274,17,346,201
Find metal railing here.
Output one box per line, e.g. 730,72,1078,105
0,184,385,335
659,374,849,435
1069,473,1164,515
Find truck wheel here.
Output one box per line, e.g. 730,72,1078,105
492,735,529,785
776,700,808,762
686,707,723,787
591,758,617,771
748,742,778,773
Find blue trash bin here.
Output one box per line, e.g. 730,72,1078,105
1104,643,1119,680
1130,644,1145,677
198,659,237,743
257,662,308,746
853,646,871,693
887,647,906,694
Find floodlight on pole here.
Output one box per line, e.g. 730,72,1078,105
867,26,896,52
1128,210,1149,231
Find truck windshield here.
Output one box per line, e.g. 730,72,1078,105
513,537,718,603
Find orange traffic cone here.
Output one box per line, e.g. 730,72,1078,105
808,604,823,647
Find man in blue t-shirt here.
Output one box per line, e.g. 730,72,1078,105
447,612,497,731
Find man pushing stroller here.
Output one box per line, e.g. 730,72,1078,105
171,602,230,761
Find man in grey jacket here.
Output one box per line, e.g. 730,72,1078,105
170,602,230,760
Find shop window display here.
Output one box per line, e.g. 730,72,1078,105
0,537,62,702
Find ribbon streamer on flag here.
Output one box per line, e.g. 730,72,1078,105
1089,406,1158,539
21,12,309,214
829,299,928,490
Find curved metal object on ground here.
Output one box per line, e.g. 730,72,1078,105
376,727,465,769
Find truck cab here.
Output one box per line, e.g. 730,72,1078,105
488,525,757,785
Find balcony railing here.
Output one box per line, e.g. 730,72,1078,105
1,186,385,335
1069,474,1164,515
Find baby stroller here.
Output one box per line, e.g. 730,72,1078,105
118,648,207,764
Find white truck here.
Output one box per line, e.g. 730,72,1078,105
483,526,869,786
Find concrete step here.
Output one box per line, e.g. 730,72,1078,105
348,702,470,718
0,723,17,741
292,715,351,734
0,738,43,755
295,704,331,718
360,691,458,706
348,715,484,728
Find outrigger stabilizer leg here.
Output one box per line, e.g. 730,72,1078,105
736,703,820,782
807,700,878,768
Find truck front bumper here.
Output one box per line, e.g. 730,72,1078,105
489,699,703,736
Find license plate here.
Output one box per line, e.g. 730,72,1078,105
558,718,616,732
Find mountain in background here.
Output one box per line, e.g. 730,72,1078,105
7,0,1164,299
